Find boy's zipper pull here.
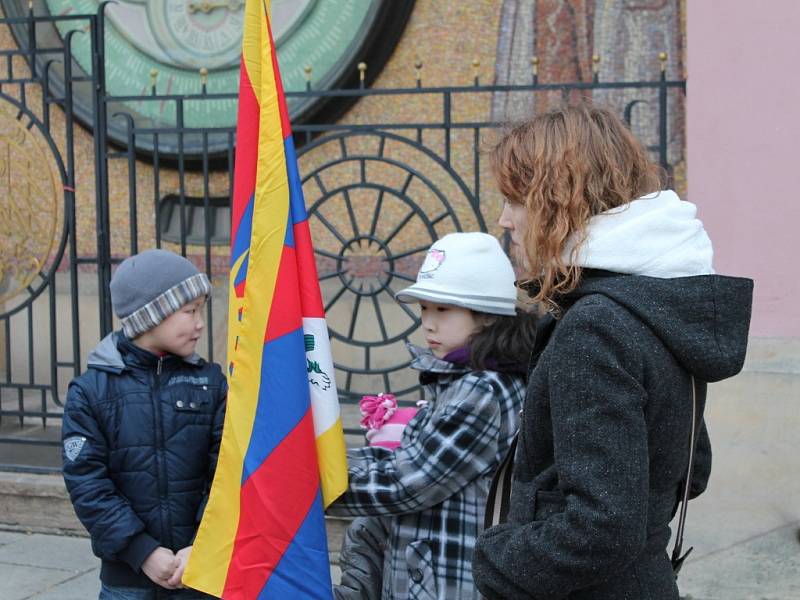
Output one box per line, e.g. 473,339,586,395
157,356,163,376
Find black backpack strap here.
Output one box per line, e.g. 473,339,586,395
485,431,518,529
671,375,701,576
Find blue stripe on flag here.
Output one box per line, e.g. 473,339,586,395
241,326,310,484
234,251,250,290
257,491,331,600
283,207,295,247
231,193,255,267
285,137,308,226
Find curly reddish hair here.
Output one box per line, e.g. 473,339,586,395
491,104,663,309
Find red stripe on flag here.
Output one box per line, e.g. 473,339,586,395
231,57,260,247
265,16,291,139
222,410,320,598
294,221,325,318
264,245,302,342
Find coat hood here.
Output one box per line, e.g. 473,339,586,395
565,271,753,382
566,190,715,278
87,332,202,373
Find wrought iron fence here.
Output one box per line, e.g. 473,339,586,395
0,6,686,472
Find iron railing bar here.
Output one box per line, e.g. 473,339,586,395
384,211,416,246
387,244,428,261
4,319,13,381
90,12,113,335
0,384,57,391
323,285,349,314
430,212,450,226
0,464,62,474
201,131,214,362
314,247,341,261
345,370,353,394
382,372,391,395
386,270,416,283
368,190,384,238
342,188,360,238
385,285,419,323
98,80,686,106
314,211,349,245
0,437,61,446
0,408,64,419
27,304,34,385
47,275,57,422
64,35,81,375
330,360,412,376
177,100,187,256
40,389,46,427
444,91,451,164
153,132,162,247
370,294,389,342
313,173,327,194
347,290,363,339
0,15,100,24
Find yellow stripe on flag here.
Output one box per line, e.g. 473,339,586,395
183,0,290,594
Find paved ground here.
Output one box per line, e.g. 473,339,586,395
0,531,344,599
1,339,798,599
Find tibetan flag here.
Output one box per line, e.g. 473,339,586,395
183,0,348,597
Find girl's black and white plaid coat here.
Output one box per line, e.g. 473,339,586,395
328,344,526,600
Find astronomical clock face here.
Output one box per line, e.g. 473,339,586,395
6,0,411,157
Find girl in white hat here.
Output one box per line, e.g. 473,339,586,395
329,232,538,600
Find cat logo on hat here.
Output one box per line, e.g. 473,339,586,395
418,249,446,279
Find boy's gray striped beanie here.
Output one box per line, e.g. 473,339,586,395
110,249,212,339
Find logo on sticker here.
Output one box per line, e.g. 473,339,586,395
64,436,86,461
307,358,332,391
418,249,445,279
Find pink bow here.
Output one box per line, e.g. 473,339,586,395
359,393,398,431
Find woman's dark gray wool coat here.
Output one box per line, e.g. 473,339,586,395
473,270,753,600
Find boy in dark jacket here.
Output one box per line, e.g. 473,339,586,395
62,249,226,599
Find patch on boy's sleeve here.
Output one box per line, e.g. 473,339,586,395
64,436,87,461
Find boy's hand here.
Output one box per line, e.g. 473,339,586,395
166,545,193,588
141,546,180,589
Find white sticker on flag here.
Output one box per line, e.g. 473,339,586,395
303,317,340,435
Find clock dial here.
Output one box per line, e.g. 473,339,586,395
4,0,414,158
147,0,245,71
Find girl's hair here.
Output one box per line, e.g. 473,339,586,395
469,308,539,373
490,104,664,309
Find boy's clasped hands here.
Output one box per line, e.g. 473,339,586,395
141,546,192,589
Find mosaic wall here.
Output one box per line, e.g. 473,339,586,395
492,0,686,190
0,0,686,269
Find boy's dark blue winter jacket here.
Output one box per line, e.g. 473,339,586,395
61,332,226,588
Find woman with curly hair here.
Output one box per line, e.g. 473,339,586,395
472,105,753,599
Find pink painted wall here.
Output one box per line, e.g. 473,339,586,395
687,1,800,338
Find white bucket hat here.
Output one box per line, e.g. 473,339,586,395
394,232,518,316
